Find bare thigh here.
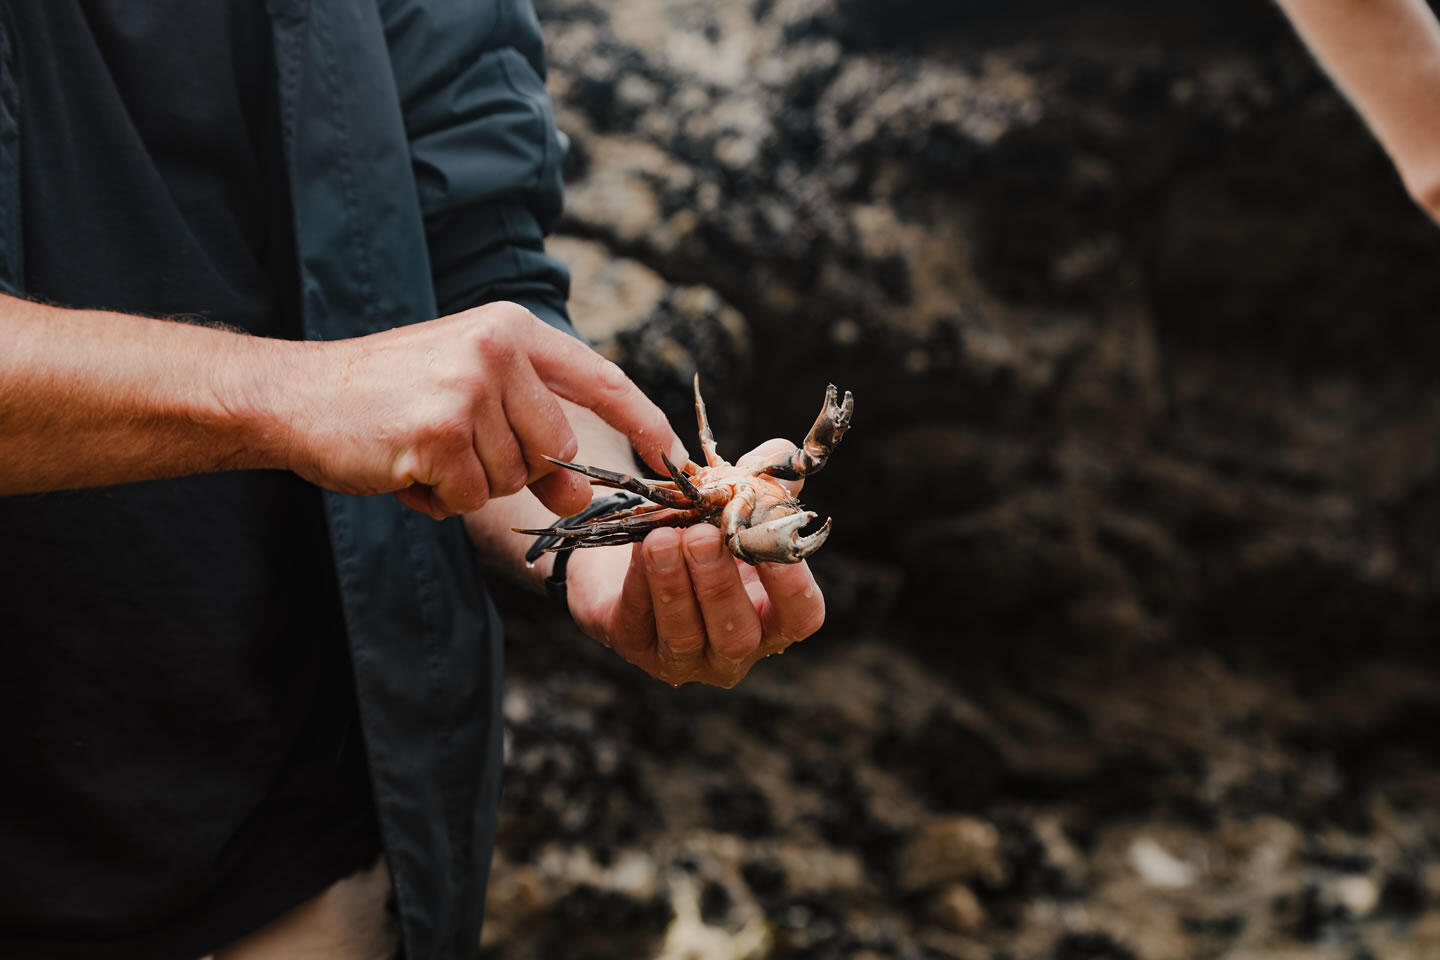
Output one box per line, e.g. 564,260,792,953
201,857,396,960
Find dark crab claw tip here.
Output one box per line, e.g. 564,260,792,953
759,511,817,543
821,384,854,428
793,515,832,558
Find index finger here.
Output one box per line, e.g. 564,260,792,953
524,322,688,475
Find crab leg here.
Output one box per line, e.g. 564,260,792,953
660,447,703,503
541,454,696,509
754,383,854,480
719,484,759,560
514,506,710,552
693,373,728,468
587,501,671,525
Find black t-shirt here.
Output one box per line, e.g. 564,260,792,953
0,4,380,958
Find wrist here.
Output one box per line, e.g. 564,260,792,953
210,335,327,474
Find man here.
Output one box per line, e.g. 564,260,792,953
0,2,825,959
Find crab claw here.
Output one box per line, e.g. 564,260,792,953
732,510,832,564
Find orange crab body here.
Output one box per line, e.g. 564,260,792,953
517,376,854,564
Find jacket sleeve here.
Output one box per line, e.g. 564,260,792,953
378,0,576,336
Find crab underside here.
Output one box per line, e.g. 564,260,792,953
515,375,854,564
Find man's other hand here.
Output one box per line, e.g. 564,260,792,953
283,302,686,519
561,439,828,688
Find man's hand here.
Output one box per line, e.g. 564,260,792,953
281,302,685,519
561,439,828,688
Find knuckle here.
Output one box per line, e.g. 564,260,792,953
717,626,762,662
663,631,706,658
592,357,634,398
414,407,470,448
430,424,470,454
489,300,537,325
693,575,734,606
471,315,517,360
484,442,528,497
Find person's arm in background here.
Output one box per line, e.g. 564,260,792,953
0,293,680,519
379,0,828,685
1275,0,1440,223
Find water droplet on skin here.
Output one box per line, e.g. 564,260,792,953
803,587,815,599
724,620,734,632
525,560,536,570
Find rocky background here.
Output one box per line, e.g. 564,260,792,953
484,1,1440,957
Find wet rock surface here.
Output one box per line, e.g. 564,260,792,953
486,0,1440,956
487,615,1440,959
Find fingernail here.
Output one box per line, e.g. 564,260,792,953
684,534,724,564
649,544,681,573
669,438,690,465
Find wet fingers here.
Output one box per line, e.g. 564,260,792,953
681,525,763,679
642,528,707,681
754,559,825,654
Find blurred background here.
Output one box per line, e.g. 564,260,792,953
485,0,1440,957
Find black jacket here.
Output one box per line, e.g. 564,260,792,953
0,1,574,957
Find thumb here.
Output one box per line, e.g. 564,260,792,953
528,470,592,517
394,483,445,520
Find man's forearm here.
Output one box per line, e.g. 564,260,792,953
1275,0,1440,215
0,294,682,519
0,294,298,494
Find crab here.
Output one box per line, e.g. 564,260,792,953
516,375,854,564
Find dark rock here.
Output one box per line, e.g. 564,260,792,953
700,880,732,925
874,708,1008,812
1376,871,1425,920
1181,913,1247,938
534,885,674,960
705,782,775,837
1287,883,1354,945
1301,847,1377,875
1050,931,1141,960
741,859,788,905
485,0,1440,955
